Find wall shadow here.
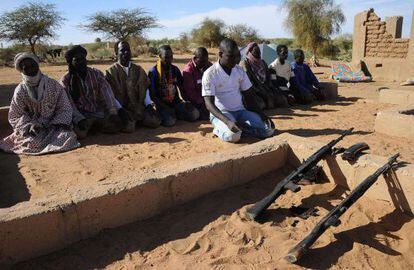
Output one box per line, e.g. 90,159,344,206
276,128,371,138
0,152,30,208
0,83,17,107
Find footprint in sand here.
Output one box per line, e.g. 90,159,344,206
170,234,212,256
82,170,92,176
116,153,130,161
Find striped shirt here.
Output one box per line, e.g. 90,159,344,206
61,67,120,123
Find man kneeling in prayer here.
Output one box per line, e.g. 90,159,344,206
61,45,125,138
148,45,200,127
106,41,161,132
182,47,212,120
241,42,289,109
0,53,79,155
291,49,325,101
202,39,275,143
269,44,312,104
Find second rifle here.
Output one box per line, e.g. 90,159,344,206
246,128,354,221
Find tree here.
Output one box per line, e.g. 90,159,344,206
0,2,65,55
333,33,352,52
81,8,158,41
225,24,261,46
177,32,190,52
95,37,102,43
282,0,345,57
191,18,225,48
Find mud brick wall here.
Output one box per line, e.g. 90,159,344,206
364,10,410,58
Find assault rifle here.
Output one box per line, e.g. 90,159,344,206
246,128,354,221
285,153,400,263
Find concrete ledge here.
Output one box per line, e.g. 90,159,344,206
0,137,289,265
379,89,414,105
374,105,414,139
277,133,414,213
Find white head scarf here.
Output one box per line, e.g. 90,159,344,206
14,52,45,100
14,52,40,72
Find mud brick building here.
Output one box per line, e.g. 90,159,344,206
353,9,414,81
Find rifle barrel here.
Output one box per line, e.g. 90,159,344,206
285,153,399,263
246,128,354,221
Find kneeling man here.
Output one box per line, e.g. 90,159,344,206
148,45,199,127
202,39,275,143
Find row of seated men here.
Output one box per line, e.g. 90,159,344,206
0,38,324,155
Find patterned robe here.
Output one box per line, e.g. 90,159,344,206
61,67,121,124
0,75,80,155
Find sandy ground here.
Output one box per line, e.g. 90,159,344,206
15,169,414,269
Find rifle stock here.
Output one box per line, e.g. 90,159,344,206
246,128,354,221
285,153,399,263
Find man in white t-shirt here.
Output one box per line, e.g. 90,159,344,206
202,38,275,143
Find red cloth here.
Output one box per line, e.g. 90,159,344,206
246,42,267,83
182,59,212,105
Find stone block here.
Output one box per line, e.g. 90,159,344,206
319,82,338,100
379,89,414,105
375,105,414,139
367,34,379,39
367,25,380,30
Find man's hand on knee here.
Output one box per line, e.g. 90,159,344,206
225,120,241,133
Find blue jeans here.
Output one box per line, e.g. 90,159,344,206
210,110,275,143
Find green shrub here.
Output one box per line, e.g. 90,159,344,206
0,48,18,66
93,47,113,60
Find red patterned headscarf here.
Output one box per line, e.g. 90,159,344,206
246,42,267,83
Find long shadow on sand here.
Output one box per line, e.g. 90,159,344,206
79,120,213,147
296,209,412,269
276,128,371,138
0,83,17,107
0,152,30,208
320,96,361,107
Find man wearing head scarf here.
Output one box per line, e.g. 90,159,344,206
106,41,161,133
0,53,80,155
61,45,124,138
241,42,289,109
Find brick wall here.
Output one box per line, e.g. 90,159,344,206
364,10,410,58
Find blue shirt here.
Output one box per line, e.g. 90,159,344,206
148,64,183,106
291,62,320,94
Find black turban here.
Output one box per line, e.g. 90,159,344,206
65,45,87,63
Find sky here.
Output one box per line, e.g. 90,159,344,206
0,0,413,46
